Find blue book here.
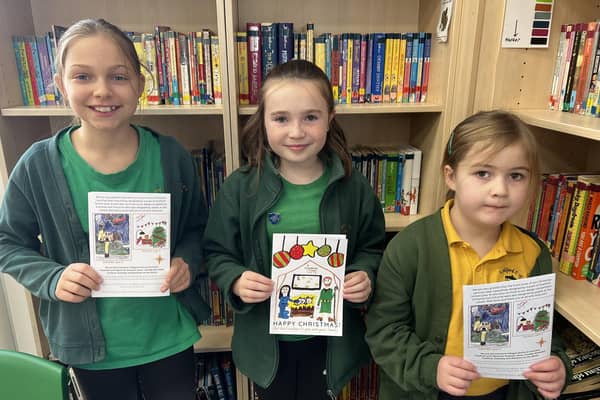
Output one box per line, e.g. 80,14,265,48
351,33,361,103
277,22,293,64
371,33,386,103
36,36,56,105
325,32,332,80
409,33,419,103
394,153,405,213
365,33,374,103
261,23,278,80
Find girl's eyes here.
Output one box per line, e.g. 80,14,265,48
475,170,490,178
71,74,129,81
305,114,319,121
73,74,89,81
273,116,287,123
510,172,526,181
112,75,128,81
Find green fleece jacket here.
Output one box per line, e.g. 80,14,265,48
365,210,571,400
203,153,385,396
0,126,209,365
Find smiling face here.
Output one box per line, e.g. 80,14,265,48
444,142,531,234
54,34,144,135
263,79,331,181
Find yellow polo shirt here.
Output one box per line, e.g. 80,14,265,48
441,200,541,395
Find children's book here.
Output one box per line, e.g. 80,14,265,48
269,233,347,337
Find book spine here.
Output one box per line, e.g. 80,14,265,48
415,32,425,103
306,23,314,63
236,32,250,105
359,33,368,103
568,23,589,111
36,36,56,105
187,32,199,105
563,23,583,111
554,181,576,258
384,153,398,212
178,33,192,105
409,33,419,103
371,33,385,103
12,36,33,106
402,33,413,103
351,34,361,104
278,22,293,64
132,34,148,106
389,33,400,103
550,24,568,109
365,33,374,103
202,29,214,104
409,147,422,215
154,26,170,104
211,35,222,105
421,33,431,103
397,34,407,104
247,23,261,105
195,32,207,104
331,34,340,103
315,34,326,73
400,151,414,215
340,33,348,104
574,22,597,113
382,34,393,103
560,181,590,275
573,183,600,280
261,22,278,80
24,36,42,105
346,34,354,104
537,175,559,243
143,33,161,105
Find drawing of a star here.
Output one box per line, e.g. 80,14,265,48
537,337,546,347
302,240,318,257
155,254,164,264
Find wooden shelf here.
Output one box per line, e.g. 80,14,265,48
239,103,443,116
194,325,233,353
553,260,600,346
384,213,423,232
0,104,224,117
513,109,600,141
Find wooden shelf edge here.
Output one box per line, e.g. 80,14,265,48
513,109,600,141
239,103,443,115
384,213,423,232
1,104,224,117
553,260,600,346
194,325,233,353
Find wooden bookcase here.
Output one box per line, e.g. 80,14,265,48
470,0,600,348
0,0,482,398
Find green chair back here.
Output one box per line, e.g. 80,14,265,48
0,349,69,400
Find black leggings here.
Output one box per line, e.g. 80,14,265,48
254,336,333,400
73,347,196,400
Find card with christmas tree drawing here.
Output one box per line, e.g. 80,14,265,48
269,233,348,336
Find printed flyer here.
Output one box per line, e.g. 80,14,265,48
88,192,170,297
269,233,348,336
463,274,556,379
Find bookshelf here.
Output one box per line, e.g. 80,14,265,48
470,0,600,351
0,0,482,398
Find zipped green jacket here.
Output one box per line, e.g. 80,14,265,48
0,126,209,364
203,153,386,396
365,210,571,400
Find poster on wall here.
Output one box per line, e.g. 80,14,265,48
502,0,554,48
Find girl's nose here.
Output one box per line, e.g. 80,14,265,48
93,79,112,97
288,121,305,138
491,177,508,197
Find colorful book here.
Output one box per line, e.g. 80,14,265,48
246,23,261,105
370,33,386,103
210,34,222,104
572,177,600,280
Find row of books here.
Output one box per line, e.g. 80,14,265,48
12,25,224,107
527,173,600,285
352,145,422,215
191,145,226,210
237,22,431,106
196,352,237,400
198,276,233,327
11,25,65,106
548,21,600,116
556,315,600,398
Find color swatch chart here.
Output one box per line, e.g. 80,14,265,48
502,0,554,48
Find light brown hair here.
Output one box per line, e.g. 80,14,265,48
240,59,352,176
442,110,540,199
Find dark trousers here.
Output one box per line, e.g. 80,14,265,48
254,336,333,400
438,385,508,400
73,347,196,400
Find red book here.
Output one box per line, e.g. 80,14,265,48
23,37,41,106
573,180,600,279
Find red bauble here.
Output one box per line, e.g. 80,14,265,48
273,251,291,268
289,244,304,260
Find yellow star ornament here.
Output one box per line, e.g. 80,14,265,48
302,240,319,257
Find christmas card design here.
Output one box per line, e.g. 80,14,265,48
269,233,348,336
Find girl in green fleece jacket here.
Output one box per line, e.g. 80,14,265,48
366,110,569,400
204,60,385,400
0,19,208,400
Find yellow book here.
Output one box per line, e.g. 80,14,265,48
389,33,400,103
132,34,148,106
236,32,249,105
210,35,222,105
396,34,407,104
382,34,393,102
315,35,326,74
17,38,35,106
346,35,353,104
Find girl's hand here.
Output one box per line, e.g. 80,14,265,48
343,271,371,303
161,257,191,293
436,355,480,396
523,356,566,399
55,263,103,303
232,271,273,303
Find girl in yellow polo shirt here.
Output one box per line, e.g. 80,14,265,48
366,110,570,400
